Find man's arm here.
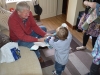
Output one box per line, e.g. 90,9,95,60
29,12,53,42
8,19,39,42
29,12,46,37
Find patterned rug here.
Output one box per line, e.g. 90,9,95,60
40,30,93,75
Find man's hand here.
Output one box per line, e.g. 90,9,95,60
80,14,85,22
38,33,53,42
38,37,46,42
45,33,53,37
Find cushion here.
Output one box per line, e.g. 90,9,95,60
0,7,11,30
0,46,43,75
0,29,43,75
0,32,10,48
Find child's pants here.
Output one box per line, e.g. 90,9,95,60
55,61,65,75
89,62,100,75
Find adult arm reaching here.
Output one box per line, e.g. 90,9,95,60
84,1,100,16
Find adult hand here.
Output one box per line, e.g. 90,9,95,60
83,30,86,33
38,37,46,42
80,14,85,22
84,1,89,6
84,1,97,9
45,33,53,37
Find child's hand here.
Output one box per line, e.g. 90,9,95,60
61,23,68,29
44,36,52,43
51,37,55,40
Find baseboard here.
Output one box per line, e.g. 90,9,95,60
65,21,76,29
57,13,62,15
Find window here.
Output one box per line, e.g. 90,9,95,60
6,0,32,3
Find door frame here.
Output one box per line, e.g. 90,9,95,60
65,0,69,20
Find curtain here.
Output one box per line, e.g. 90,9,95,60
0,0,7,9
32,0,39,5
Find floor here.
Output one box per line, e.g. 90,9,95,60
41,14,92,51
39,30,92,75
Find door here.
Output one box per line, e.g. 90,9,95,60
62,0,68,14
39,0,57,19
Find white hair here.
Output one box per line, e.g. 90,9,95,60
16,1,30,12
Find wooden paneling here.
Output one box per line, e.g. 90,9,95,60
39,0,57,19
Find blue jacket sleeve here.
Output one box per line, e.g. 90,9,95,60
92,35,100,65
96,3,100,16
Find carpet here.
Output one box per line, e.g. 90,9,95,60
40,30,93,75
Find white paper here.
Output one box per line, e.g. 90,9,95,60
34,42,49,47
30,45,39,50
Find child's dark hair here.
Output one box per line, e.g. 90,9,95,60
56,27,68,40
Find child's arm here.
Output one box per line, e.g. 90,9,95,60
49,37,57,49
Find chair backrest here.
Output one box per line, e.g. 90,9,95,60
0,7,11,30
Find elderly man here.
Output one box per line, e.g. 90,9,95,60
8,1,50,62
